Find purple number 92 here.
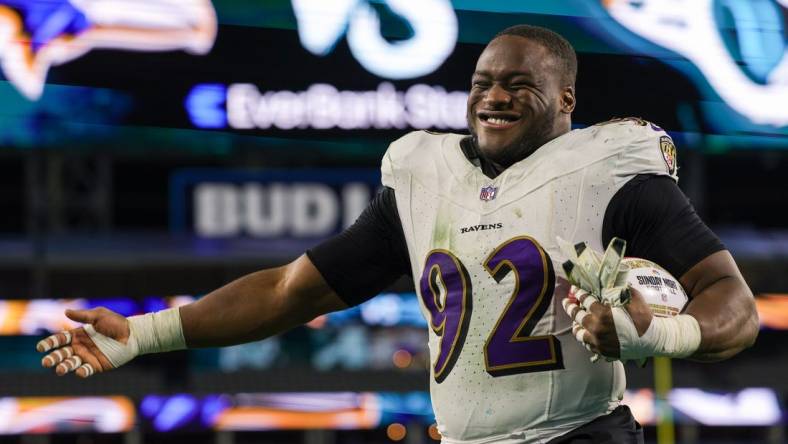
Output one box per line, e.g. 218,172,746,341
419,236,563,382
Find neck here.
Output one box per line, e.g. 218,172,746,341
492,123,572,171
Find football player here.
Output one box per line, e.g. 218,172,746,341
37,25,758,443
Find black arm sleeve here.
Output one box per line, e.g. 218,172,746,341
602,174,725,281
306,187,411,307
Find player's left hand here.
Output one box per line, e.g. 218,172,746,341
36,307,130,378
562,285,653,359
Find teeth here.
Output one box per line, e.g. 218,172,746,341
487,117,511,125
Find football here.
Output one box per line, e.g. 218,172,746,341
622,258,688,317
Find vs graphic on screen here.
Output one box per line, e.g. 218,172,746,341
0,0,217,100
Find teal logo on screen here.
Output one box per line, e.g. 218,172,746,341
601,0,788,127
292,0,458,79
0,0,217,100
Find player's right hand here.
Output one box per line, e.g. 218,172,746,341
37,307,131,378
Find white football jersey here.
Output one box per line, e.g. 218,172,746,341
381,119,678,443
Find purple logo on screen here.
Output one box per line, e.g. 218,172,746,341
479,185,497,201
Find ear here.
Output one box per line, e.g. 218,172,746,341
560,86,576,114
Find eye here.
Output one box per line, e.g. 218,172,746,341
472,80,491,89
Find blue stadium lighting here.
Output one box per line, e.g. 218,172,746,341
143,296,170,314
185,84,227,129
85,297,139,316
357,293,427,327
154,394,200,432
201,395,232,427
140,395,165,418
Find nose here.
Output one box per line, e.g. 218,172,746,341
483,84,512,107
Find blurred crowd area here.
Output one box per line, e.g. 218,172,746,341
0,0,787,443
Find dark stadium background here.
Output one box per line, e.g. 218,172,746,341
0,1,786,443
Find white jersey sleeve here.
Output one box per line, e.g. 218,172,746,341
595,117,679,184
381,130,450,192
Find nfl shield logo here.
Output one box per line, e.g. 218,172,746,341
479,185,498,201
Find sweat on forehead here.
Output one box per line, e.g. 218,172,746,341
485,25,578,86
475,36,560,80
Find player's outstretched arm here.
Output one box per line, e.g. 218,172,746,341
681,250,759,362
180,254,347,347
37,254,347,377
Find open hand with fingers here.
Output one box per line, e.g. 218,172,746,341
37,307,132,378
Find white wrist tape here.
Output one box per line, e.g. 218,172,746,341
612,310,701,360
83,308,186,368
128,307,187,355
83,324,139,368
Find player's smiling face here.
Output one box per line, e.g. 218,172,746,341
467,35,574,169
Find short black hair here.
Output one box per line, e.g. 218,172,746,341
494,25,577,87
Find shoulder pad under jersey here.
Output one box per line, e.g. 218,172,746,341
589,117,678,181
381,130,464,190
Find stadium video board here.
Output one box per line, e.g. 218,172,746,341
0,0,785,151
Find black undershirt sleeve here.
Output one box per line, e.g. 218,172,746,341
306,187,411,307
602,174,725,283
